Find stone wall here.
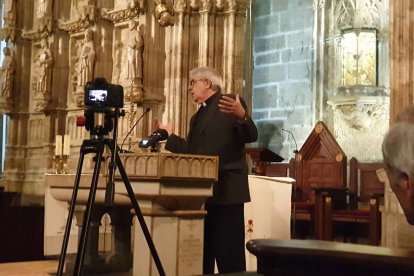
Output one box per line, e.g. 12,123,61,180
252,0,390,163
252,0,314,160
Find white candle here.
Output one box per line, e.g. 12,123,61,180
63,134,71,156
55,135,62,156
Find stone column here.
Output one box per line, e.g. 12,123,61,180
71,206,107,274
390,0,414,121
107,206,134,271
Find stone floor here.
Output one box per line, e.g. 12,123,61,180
0,260,262,276
0,260,133,276
0,260,57,275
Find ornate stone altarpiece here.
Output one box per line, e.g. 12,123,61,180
0,0,252,206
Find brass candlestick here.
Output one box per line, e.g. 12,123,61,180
52,155,70,174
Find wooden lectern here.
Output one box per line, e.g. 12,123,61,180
45,152,218,276
246,147,284,176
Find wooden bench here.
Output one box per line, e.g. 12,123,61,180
247,239,414,275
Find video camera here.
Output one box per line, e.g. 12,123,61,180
83,78,125,138
84,77,124,109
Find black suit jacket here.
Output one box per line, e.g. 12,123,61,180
165,92,258,205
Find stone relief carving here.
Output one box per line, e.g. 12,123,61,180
173,0,187,12
313,0,325,10
333,103,383,130
327,95,389,161
34,39,54,112
29,118,44,143
59,13,94,34
74,29,96,106
58,0,96,34
35,0,53,33
37,0,50,17
36,39,53,94
101,1,144,23
0,47,16,99
189,0,199,10
228,0,238,11
334,0,385,29
154,0,175,26
126,20,143,83
21,27,52,42
3,0,16,25
200,0,212,12
0,0,17,42
216,0,225,10
124,19,144,103
112,41,124,84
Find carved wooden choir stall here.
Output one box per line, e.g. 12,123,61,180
291,121,347,240
250,122,385,245
320,157,384,245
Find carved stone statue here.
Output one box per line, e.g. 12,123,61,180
77,29,95,87
0,47,15,98
37,0,49,17
154,0,174,26
126,20,143,84
113,41,123,84
36,39,53,94
3,0,16,24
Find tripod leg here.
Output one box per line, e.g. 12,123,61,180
57,148,87,276
73,143,104,275
115,152,166,276
73,142,105,275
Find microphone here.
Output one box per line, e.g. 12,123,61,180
120,108,150,152
281,128,298,154
139,129,169,149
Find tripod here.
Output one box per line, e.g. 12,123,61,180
56,108,165,276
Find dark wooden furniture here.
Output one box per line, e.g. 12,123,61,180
264,159,294,178
0,205,45,262
322,157,385,245
291,121,347,240
246,147,284,176
247,239,414,275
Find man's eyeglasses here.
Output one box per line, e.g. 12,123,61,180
189,79,206,86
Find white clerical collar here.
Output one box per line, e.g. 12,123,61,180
201,102,207,107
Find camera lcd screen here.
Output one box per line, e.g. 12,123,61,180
88,89,108,103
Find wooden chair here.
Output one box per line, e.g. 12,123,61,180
322,157,384,245
291,121,347,240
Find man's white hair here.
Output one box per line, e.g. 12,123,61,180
383,106,414,175
382,122,414,176
189,66,223,92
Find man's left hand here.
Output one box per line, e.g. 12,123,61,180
218,94,246,119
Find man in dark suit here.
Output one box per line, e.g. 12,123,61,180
154,66,258,274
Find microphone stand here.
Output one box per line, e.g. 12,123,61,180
120,108,150,152
282,128,298,238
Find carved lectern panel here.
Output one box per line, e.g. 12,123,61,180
115,152,218,182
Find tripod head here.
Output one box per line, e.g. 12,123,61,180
79,78,125,140
83,108,125,139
